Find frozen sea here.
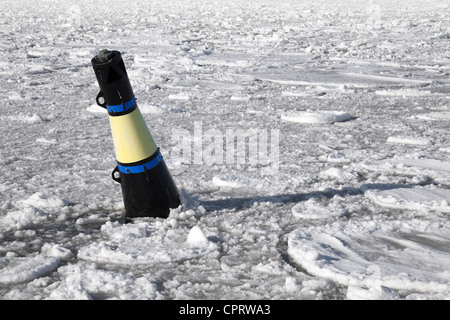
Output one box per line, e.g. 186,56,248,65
0,0,449,300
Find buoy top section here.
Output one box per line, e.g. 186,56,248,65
95,49,118,64
91,49,134,107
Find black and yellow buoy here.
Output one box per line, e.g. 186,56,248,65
91,49,180,222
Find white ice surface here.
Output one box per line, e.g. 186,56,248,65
1,0,449,300
281,111,353,124
288,219,450,299
77,220,220,266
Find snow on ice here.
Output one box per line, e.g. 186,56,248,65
1,0,450,300
281,110,353,124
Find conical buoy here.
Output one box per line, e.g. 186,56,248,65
91,49,180,222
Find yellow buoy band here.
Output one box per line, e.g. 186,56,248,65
109,108,158,164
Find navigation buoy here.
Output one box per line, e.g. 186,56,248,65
91,49,180,222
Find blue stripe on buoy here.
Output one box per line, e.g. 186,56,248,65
106,97,136,114
117,152,163,174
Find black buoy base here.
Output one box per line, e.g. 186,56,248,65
117,159,180,222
